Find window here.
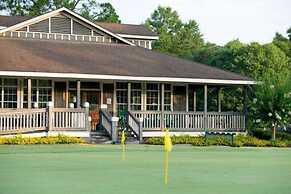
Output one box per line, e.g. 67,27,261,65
31,80,52,108
116,82,128,112
146,83,160,111
1,79,18,108
164,84,172,111
131,83,142,110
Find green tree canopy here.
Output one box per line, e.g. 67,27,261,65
0,0,121,23
145,6,203,58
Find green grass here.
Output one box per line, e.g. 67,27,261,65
0,145,290,194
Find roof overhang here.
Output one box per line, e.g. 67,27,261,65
117,34,159,40
0,8,135,46
0,71,256,85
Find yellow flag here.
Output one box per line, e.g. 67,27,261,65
164,129,172,152
121,130,126,145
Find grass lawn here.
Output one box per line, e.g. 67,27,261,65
0,145,290,194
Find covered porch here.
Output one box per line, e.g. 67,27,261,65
0,77,249,137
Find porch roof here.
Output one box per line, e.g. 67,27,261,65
0,38,254,85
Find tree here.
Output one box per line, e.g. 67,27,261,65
287,27,291,40
94,3,120,23
251,70,291,140
0,0,121,23
0,0,80,16
145,6,203,58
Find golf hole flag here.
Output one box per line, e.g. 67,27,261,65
164,129,172,185
121,130,126,160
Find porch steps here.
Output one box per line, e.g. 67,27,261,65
90,132,111,144
117,128,139,144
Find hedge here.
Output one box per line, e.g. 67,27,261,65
0,135,85,145
144,135,291,147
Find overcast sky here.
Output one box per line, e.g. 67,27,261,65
101,0,291,45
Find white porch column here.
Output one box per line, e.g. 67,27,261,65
113,82,117,116
204,85,208,130
193,89,197,112
217,87,221,112
17,79,22,108
243,86,248,130
127,82,131,111
100,82,103,105
27,79,32,108
77,80,81,108
186,84,189,112
161,83,165,129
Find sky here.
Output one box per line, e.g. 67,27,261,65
100,0,291,45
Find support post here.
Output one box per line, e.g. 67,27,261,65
161,83,165,129
111,116,119,144
47,101,53,131
217,87,221,112
128,82,131,111
243,86,248,130
83,102,90,131
138,117,143,143
77,80,81,108
204,85,208,130
28,79,32,108
193,89,197,112
186,84,189,112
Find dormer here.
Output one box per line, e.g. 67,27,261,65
96,22,158,49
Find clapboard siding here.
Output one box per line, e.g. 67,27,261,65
73,21,91,35
29,19,49,33
51,17,71,34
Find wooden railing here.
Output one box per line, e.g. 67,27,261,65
131,111,245,131
0,107,89,135
127,111,143,142
52,108,88,130
99,108,112,137
0,31,114,44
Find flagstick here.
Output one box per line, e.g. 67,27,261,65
164,151,169,185
122,143,125,161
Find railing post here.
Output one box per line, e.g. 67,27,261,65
161,83,165,130
83,102,90,131
47,101,53,132
111,117,119,144
204,85,208,131
138,117,143,144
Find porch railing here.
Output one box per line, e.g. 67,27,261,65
131,111,245,131
127,111,143,143
0,107,90,135
99,108,112,137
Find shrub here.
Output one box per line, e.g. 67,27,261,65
206,136,231,146
0,135,85,145
250,128,291,141
144,135,290,147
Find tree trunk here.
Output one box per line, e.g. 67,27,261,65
272,126,276,141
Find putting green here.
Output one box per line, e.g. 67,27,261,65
0,145,290,194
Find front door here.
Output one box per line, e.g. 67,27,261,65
103,83,114,114
54,82,67,108
173,86,186,111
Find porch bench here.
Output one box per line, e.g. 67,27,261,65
205,131,236,145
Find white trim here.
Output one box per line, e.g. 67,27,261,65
0,26,6,30
0,7,134,46
0,71,256,85
117,34,159,40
